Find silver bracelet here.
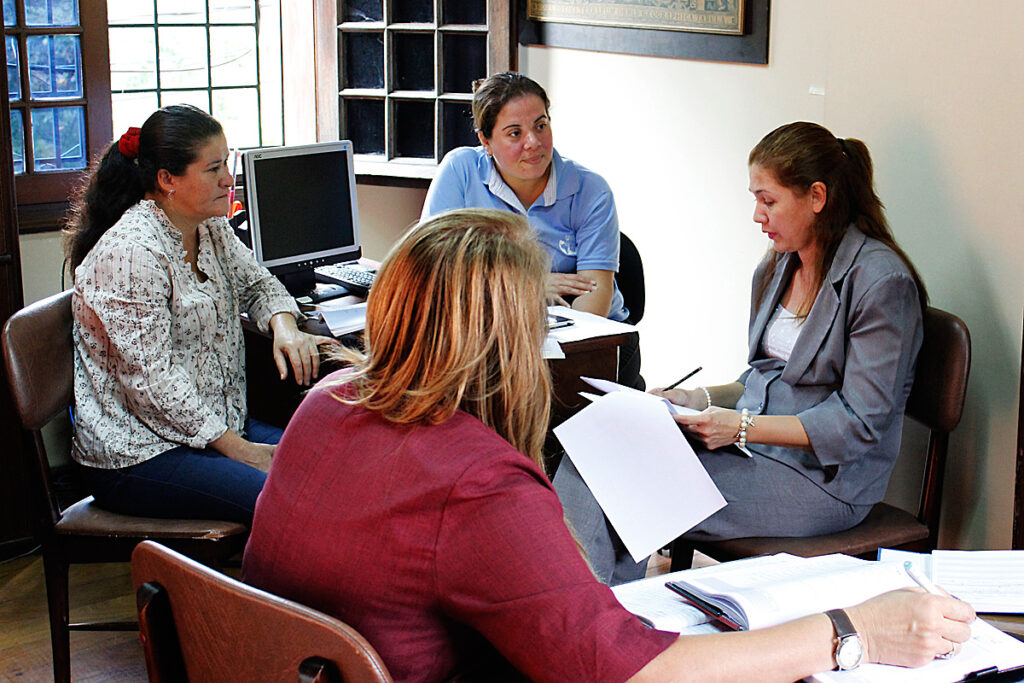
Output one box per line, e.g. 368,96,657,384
736,408,755,448
698,386,712,410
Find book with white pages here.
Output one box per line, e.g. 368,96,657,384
614,553,1024,682
663,553,914,631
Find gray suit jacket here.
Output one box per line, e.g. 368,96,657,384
736,226,923,505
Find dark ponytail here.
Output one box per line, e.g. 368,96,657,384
748,121,927,311
64,104,223,274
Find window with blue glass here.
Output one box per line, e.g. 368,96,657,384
3,0,107,199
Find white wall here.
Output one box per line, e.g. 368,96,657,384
521,1,1024,549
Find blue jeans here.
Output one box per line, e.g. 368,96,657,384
79,418,282,525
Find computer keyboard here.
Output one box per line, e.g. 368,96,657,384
315,263,376,297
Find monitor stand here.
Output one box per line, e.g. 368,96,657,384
278,268,316,297
305,283,355,303
277,268,358,304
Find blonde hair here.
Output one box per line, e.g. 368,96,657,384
329,209,552,467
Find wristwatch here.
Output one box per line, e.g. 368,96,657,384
826,608,864,671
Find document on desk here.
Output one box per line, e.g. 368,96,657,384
878,548,1024,613
545,305,636,344
315,302,367,336
553,390,726,562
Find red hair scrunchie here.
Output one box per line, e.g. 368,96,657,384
118,127,141,159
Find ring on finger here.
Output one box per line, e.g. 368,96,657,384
936,642,960,660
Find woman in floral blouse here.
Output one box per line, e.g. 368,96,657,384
64,104,331,524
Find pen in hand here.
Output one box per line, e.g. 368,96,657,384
904,561,944,595
665,366,702,391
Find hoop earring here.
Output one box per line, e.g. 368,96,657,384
168,189,175,201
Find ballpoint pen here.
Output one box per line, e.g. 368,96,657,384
664,366,702,391
904,561,943,595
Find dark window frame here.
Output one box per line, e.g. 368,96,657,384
6,0,111,209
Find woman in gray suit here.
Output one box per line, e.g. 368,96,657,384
556,121,928,585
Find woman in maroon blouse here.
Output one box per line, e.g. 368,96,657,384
243,209,973,682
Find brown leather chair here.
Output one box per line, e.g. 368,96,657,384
670,306,972,570
1,290,249,683
132,541,393,682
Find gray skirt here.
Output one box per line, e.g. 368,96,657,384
553,449,872,585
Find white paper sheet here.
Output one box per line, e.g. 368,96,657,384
316,302,367,336
554,391,726,562
581,376,699,416
541,336,565,360
546,305,636,343
579,376,752,457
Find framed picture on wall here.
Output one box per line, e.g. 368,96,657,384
527,0,746,36
518,0,768,65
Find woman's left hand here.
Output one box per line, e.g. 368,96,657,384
673,407,741,450
269,313,339,386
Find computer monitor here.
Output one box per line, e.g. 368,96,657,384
242,140,361,296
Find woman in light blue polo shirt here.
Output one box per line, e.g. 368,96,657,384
422,73,628,322
422,72,641,388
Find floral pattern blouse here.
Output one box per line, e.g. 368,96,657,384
71,200,300,469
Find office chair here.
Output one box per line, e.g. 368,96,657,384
670,306,971,570
1,290,249,683
617,232,645,325
132,541,393,683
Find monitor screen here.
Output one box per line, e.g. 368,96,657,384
242,140,360,291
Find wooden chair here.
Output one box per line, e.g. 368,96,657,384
1,290,249,683
670,306,971,570
132,541,393,682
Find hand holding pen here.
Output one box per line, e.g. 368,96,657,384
650,366,702,409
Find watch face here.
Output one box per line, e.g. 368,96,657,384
836,635,864,670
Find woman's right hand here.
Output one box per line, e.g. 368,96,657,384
848,589,975,667
651,387,699,410
210,430,276,472
546,272,597,307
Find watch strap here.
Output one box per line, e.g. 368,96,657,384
825,608,857,638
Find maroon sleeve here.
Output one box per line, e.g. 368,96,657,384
435,455,676,683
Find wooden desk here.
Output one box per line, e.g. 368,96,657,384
986,614,1024,639
242,316,635,437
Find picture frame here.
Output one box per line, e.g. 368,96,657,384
518,0,769,65
527,0,745,37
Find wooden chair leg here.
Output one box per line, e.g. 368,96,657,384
42,549,71,683
669,538,696,572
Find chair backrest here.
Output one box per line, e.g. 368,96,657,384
2,289,76,528
904,306,971,542
132,541,393,683
2,289,74,431
616,233,645,325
